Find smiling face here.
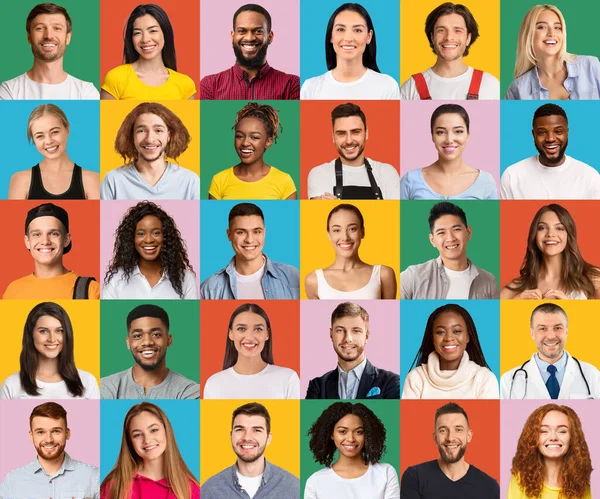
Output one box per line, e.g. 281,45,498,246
531,311,567,363
129,411,167,464
332,414,365,459
25,216,70,266
535,210,567,257
432,113,469,161
127,316,171,371
533,9,563,58
33,315,64,360
432,311,469,370
234,117,273,164
231,11,272,70
231,414,272,463
28,13,71,62
433,412,471,464
228,311,269,361
29,416,69,462
227,215,265,264
538,410,570,460
330,10,373,64
30,114,69,160
327,209,364,256
132,14,164,61
429,214,471,263
134,215,163,263
332,116,368,166
133,113,170,164
330,315,369,364
533,114,569,167
431,13,471,62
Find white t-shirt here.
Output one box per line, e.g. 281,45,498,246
444,265,476,299
308,159,400,199
236,259,266,299
0,370,100,399
203,364,300,399
0,72,99,100
400,67,499,100
102,267,197,299
500,155,600,200
304,463,400,499
301,69,400,100
236,472,263,499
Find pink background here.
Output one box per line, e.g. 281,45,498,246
500,400,599,497
300,300,400,398
200,0,300,78
400,100,501,187
100,200,200,295
0,400,100,479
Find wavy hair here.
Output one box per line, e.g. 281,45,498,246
511,404,592,498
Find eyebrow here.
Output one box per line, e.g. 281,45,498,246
133,24,159,30
34,426,63,432
233,425,265,430
540,424,568,429
131,327,163,333
131,423,160,432
435,224,463,232
334,23,367,28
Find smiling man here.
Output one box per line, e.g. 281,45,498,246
401,201,498,299
0,402,99,499
0,3,99,100
306,302,399,399
400,3,499,100
308,103,400,200
100,304,200,399
501,103,600,199
200,4,299,100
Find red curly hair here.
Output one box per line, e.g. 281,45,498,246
511,404,592,498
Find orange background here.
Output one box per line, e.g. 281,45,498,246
99,0,201,98
299,101,400,199
499,201,599,289
200,300,301,396
0,200,101,297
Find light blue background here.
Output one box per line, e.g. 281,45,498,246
299,0,400,84
199,200,300,281
100,400,200,481
500,100,600,175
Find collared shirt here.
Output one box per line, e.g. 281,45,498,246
102,266,197,299
505,55,600,100
129,474,199,499
200,254,300,300
200,62,300,100
0,453,99,499
534,352,569,387
337,357,367,399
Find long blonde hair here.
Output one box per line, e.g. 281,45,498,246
514,4,575,78
27,103,70,143
101,402,198,499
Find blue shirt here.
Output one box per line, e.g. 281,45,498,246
505,55,600,100
200,254,300,299
0,453,99,499
534,352,569,387
400,168,498,200
337,357,367,399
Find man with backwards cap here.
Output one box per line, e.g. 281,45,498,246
2,202,100,299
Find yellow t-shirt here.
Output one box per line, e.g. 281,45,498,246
507,475,592,499
101,64,196,100
208,166,297,200
3,271,100,300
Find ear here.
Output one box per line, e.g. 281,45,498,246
24,234,31,251
366,29,373,45
226,228,232,241
466,428,472,443
365,328,370,341
228,329,234,341
167,334,173,347
63,232,72,250
466,225,472,240
361,226,365,240
65,427,71,440
466,32,471,47
66,31,72,46
265,136,274,150
126,337,131,350
365,126,369,140
330,327,334,342
266,432,273,445
230,30,235,42
267,30,274,44
28,431,34,443
429,233,436,247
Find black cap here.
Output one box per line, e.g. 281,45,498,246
25,203,72,254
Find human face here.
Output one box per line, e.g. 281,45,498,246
231,414,272,463
431,13,471,62
127,317,171,371
327,209,364,256
133,113,170,164
429,214,471,263
331,414,364,459
33,315,64,360
531,312,567,363
234,117,273,164
332,116,368,166
132,14,165,61
330,316,369,364
229,311,269,360
227,215,265,263
129,412,167,463
433,412,471,464
533,9,563,58
538,410,570,460
134,215,163,263
28,13,71,62
432,114,469,161
231,11,272,70
31,114,69,160
330,10,373,64
25,216,70,265
432,311,469,370
29,416,69,462
533,115,569,167
535,211,567,257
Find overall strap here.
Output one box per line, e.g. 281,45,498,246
412,73,431,100
467,69,484,100
363,158,383,200
334,158,344,198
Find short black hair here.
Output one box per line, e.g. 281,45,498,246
331,102,367,129
126,304,170,331
228,203,265,225
430,104,470,134
533,103,568,126
233,4,272,32
434,402,469,428
425,3,479,56
428,202,468,233
231,402,271,433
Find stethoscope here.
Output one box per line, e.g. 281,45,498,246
509,355,593,399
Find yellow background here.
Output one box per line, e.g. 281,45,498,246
300,200,400,299
100,100,200,178
399,0,500,84
0,300,100,382
200,400,300,484
500,300,600,374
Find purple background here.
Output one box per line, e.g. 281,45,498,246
300,300,400,397
500,400,599,496
0,400,100,480
200,0,300,78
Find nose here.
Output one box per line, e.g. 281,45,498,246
141,333,155,345
546,131,556,142
343,330,354,343
48,331,56,343
346,433,356,442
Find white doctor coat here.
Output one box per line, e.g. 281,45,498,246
500,352,600,399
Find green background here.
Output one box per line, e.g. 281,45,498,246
100,300,200,382
300,400,400,497
0,0,100,88
400,200,500,282
500,0,600,96
200,101,301,199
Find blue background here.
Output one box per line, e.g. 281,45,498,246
299,0,400,85
199,200,300,281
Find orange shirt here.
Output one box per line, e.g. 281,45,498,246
2,271,100,299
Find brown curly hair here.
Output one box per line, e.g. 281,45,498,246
232,103,282,143
511,404,592,498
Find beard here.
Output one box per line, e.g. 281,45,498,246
438,441,467,464
337,143,365,163
132,350,167,371
35,440,66,461
535,139,568,165
233,442,267,463
233,41,269,70
334,344,364,362
31,38,66,62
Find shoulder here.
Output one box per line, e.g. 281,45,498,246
77,369,97,383
168,68,196,85
380,265,395,278
300,72,328,97
8,169,32,197
367,69,397,85
0,372,21,396
306,467,331,483
104,64,130,79
81,168,100,181
269,66,300,81
572,54,600,69
268,259,299,278
504,156,536,173
170,163,200,180
473,264,497,281
268,166,293,180
67,74,99,96
402,259,435,276
101,368,129,384
566,155,598,173
201,466,232,490
468,464,499,488
211,167,234,181
205,368,231,386
70,457,100,475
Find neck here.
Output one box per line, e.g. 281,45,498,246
132,363,169,393
138,456,165,481
434,156,464,173
334,452,366,468
333,254,363,270
28,59,67,84
332,59,367,81
540,255,563,279
441,256,468,272
238,61,264,81
39,452,65,476
338,353,365,372
132,56,167,72
439,353,462,371
538,350,564,365
234,356,268,375
234,254,264,276
537,57,566,79
237,457,266,477
236,158,267,173
339,154,365,168
36,356,60,376
138,259,162,275
544,458,562,487
432,58,468,78
39,156,73,171
134,157,168,174
438,458,469,481
33,261,68,279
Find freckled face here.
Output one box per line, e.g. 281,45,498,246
538,410,570,460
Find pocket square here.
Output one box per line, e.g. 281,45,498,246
366,386,381,397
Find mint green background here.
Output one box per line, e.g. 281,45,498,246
200,101,300,199
500,0,600,96
100,300,200,382
400,200,500,282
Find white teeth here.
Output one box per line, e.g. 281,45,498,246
144,444,158,450
446,244,458,250
443,345,457,350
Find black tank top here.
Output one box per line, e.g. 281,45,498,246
27,164,86,200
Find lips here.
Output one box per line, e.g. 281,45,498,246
45,145,59,153
340,44,356,51
442,146,458,153
445,244,459,250
338,242,354,251
543,144,560,154
140,44,157,52
240,42,259,54
143,444,159,451
139,348,158,358
442,345,458,351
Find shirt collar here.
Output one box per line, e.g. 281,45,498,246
231,458,272,487
225,254,276,276
338,356,367,378
232,61,271,81
531,61,580,92
435,256,478,277
133,265,167,282
535,351,569,373
133,473,170,488
30,452,72,475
